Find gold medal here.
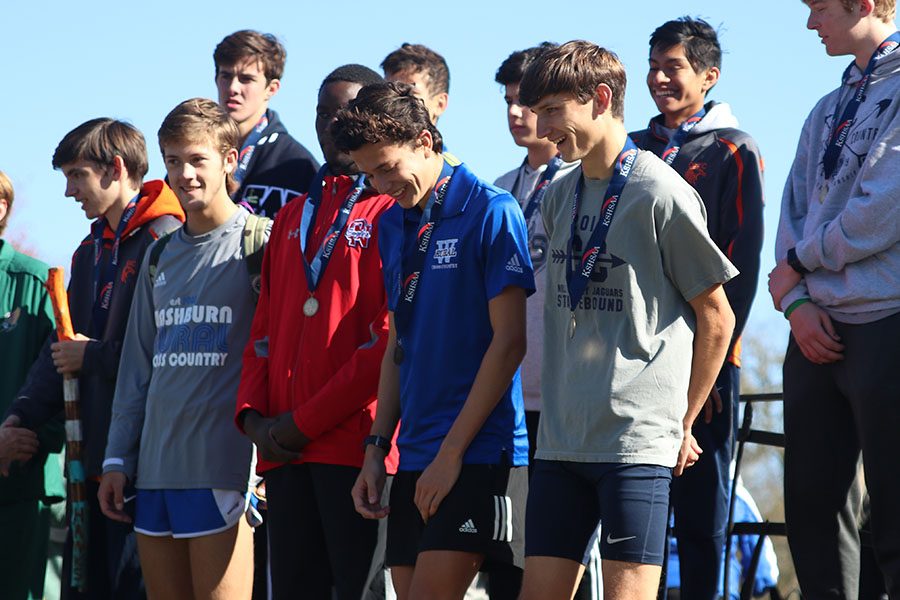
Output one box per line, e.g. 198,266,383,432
302,297,319,317
568,313,577,339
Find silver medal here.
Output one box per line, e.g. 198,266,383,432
303,296,319,317
568,314,577,339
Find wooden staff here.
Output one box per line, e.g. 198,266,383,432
46,267,88,592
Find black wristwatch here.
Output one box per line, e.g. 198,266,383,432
786,247,809,275
363,435,392,454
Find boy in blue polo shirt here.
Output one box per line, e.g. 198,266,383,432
332,82,534,600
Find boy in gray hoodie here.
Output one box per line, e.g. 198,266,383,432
98,98,269,600
770,0,900,596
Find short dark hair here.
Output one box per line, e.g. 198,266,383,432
381,43,450,95
649,17,722,72
319,64,384,93
214,30,286,82
331,82,443,154
519,40,627,120
158,98,241,195
495,42,557,85
52,118,149,187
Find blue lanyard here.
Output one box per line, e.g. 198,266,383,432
521,155,563,223
661,107,706,166
393,159,455,342
91,194,139,335
233,112,269,188
566,138,638,311
299,165,367,294
824,32,900,180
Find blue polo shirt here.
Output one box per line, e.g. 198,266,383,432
379,160,534,470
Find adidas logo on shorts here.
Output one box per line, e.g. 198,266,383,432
458,519,478,534
505,254,524,273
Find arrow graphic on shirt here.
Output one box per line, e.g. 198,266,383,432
551,249,626,269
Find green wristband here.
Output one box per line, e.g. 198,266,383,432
784,298,811,319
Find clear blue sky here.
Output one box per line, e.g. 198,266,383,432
0,0,846,342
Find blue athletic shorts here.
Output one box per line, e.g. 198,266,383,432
525,461,671,565
134,489,247,539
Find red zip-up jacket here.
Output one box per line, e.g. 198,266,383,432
236,174,398,474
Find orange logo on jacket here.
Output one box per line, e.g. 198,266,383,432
684,162,708,186
120,259,138,283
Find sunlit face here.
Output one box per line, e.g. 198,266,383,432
385,69,447,124
216,58,279,129
61,160,119,221
805,0,864,57
504,82,543,148
163,139,237,213
349,134,436,209
647,44,717,127
531,92,600,163
316,80,363,176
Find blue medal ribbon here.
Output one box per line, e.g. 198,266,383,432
232,111,270,211
521,155,563,223
393,159,455,352
91,193,139,335
566,138,638,312
299,164,368,295
823,32,900,180
661,107,706,166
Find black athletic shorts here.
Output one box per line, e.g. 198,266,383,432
525,460,671,566
386,463,527,570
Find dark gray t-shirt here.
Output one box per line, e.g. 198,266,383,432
104,208,264,490
538,152,738,467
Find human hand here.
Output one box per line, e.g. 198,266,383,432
702,385,723,425
98,471,132,523
352,449,390,519
675,430,702,477
242,411,301,463
268,412,311,452
414,450,462,523
768,260,802,311
788,302,844,364
50,333,91,374
0,415,38,475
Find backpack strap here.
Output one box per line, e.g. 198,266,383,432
242,213,272,302
147,233,175,286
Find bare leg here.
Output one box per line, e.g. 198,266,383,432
391,565,415,600
601,559,660,600
187,519,254,600
518,555,584,600
408,550,483,600
136,533,194,600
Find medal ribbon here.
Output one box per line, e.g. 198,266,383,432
232,112,269,211
566,137,638,311
660,107,706,165
522,155,563,223
393,159,455,341
299,164,367,294
823,32,900,180
91,193,139,335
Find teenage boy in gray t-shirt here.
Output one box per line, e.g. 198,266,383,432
99,98,269,600
516,41,737,600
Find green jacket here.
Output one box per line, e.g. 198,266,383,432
0,240,64,504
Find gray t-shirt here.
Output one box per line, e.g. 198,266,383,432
538,152,738,467
495,158,579,411
104,208,264,491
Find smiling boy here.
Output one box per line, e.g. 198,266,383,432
630,18,765,600
214,30,319,217
334,82,534,600
515,41,737,600
768,0,900,596
99,99,268,600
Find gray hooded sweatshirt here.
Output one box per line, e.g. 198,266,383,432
103,208,265,491
776,46,900,323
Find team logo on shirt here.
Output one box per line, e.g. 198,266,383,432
120,259,137,284
0,307,21,333
241,185,300,216
345,218,372,248
684,162,708,186
432,238,459,270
